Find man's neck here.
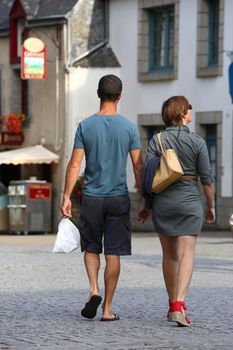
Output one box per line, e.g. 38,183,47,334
97,101,118,116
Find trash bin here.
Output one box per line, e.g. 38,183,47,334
0,182,9,232
7,180,52,235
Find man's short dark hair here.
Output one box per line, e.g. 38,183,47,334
98,74,122,102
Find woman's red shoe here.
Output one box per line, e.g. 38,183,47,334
167,300,190,327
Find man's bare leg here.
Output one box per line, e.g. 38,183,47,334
81,252,102,319
84,251,101,297
102,255,120,320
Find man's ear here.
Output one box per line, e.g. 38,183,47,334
116,93,122,101
97,89,100,98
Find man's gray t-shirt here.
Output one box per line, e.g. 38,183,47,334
74,114,141,197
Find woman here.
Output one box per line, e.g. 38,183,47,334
143,96,215,327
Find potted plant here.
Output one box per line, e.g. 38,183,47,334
0,113,28,133
73,175,84,198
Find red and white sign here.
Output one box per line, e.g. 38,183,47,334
28,183,51,200
21,38,47,80
0,131,24,146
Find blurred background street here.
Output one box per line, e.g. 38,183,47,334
0,231,232,350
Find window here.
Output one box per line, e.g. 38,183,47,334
10,18,27,64
17,19,26,58
148,125,165,142
196,0,223,77
196,112,222,225
138,0,179,82
208,0,219,66
205,124,217,223
148,6,174,72
21,79,28,114
138,113,165,155
9,0,26,64
205,124,217,179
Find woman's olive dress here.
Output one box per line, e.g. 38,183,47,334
146,125,213,236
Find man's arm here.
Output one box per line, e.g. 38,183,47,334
130,149,150,223
129,149,143,196
61,148,84,217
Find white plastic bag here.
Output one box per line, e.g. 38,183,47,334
53,218,80,253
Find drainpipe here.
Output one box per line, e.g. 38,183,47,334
54,48,60,151
60,12,72,205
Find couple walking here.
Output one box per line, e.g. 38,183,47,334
61,75,215,326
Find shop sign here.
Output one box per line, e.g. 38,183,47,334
21,37,47,80
28,183,51,200
0,131,24,146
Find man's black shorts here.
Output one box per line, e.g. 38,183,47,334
77,194,132,255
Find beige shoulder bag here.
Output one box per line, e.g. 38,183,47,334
152,132,184,193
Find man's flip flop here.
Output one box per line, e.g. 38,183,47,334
101,313,120,322
81,295,102,319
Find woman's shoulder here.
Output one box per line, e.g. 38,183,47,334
187,132,208,155
189,131,205,144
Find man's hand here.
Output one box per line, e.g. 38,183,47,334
61,197,72,218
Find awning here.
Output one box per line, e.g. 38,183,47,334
0,145,59,165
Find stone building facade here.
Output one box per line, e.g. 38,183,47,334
1,0,232,233
108,0,233,231
0,0,120,231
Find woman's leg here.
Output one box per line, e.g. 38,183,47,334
159,234,197,326
159,234,197,301
176,235,197,301
158,235,179,301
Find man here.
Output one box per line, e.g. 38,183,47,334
61,74,147,321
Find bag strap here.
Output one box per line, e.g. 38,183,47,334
157,132,165,154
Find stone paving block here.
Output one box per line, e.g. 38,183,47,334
0,232,232,349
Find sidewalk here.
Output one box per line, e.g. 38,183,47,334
0,231,233,349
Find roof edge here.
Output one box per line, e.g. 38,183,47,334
27,16,67,28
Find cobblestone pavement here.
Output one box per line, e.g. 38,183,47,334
0,231,233,350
